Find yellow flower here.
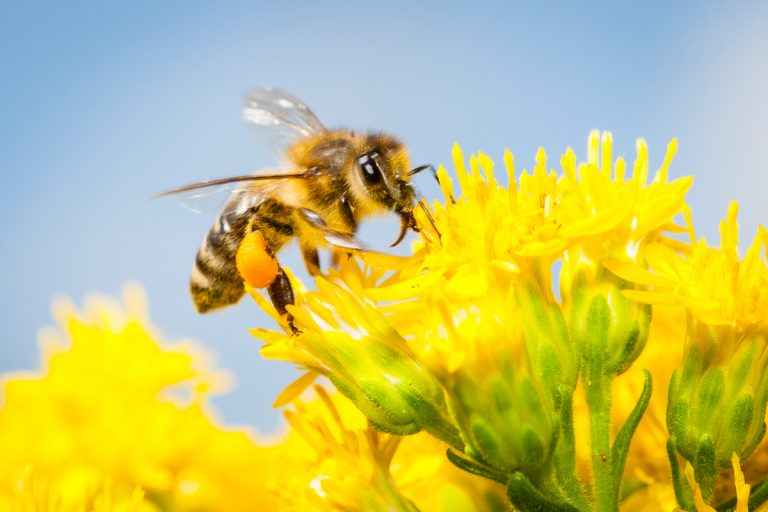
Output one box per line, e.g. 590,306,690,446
0,285,281,511
619,201,768,331
610,202,768,496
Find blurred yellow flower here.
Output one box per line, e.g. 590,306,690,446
0,285,281,512
0,467,148,512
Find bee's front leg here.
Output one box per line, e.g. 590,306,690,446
268,266,299,334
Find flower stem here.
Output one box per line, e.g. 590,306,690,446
553,387,590,510
585,365,616,512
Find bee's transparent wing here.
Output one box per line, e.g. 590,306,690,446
244,87,326,153
153,171,306,217
180,183,268,216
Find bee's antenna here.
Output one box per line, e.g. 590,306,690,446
410,164,455,205
409,164,437,181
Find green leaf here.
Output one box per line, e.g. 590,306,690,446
612,369,652,492
445,448,508,485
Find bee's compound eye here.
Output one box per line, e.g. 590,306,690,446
358,152,383,185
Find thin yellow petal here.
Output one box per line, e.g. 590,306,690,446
603,260,677,288
621,289,679,305
364,271,445,302
273,371,319,408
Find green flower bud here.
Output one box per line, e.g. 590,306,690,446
569,268,651,376
435,281,575,479
302,330,460,446
668,320,768,475
446,352,559,476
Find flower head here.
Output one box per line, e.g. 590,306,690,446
611,202,768,494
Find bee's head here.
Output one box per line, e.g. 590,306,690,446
351,133,431,247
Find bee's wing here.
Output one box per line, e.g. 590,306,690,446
181,183,269,216
153,171,307,216
244,87,326,153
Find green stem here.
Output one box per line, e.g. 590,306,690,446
585,366,616,511
553,386,590,510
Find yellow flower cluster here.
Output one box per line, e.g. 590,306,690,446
251,132,768,511
255,132,690,386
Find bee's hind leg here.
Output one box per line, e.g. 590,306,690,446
268,265,299,335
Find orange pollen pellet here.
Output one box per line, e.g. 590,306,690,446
236,230,279,288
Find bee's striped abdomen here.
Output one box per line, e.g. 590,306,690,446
190,213,249,313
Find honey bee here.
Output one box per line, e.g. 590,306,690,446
156,87,434,326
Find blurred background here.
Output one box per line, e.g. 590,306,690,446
2,0,767,434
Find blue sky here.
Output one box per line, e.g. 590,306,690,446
2,0,767,433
